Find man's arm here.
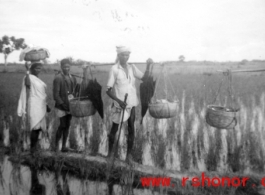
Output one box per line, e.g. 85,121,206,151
142,58,154,81
72,76,78,95
53,76,64,105
133,58,154,81
106,88,127,109
106,66,127,109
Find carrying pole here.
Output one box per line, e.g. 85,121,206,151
217,68,265,74
24,62,31,150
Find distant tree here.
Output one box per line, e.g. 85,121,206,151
0,35,27,66
240,59,248,65
179,55,185,62
75,59,89,66
56,59,61,65
252,59,263,63
42,59,51,65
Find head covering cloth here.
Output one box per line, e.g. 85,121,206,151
116,46,131,54
60,58,71,66
115,46,131,63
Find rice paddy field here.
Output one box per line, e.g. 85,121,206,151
1,61,265,195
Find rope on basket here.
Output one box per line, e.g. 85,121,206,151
210,69,238,110
150,63,179,118
152,63,178,102
211,73,225,106
206,69,239,129
73,64,94,152
73,64,94,117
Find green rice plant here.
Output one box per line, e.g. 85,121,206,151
2,63,265,194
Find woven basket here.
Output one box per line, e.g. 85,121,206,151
149,101,178,119
205,105,238,129
24,50,47,62
69,98,96,117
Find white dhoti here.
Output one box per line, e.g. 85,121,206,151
110,103,132,124
55,108,70,118
107,60,144,124
17,74,47,131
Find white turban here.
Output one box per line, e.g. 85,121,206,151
116,46,131,54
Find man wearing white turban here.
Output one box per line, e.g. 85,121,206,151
106,45,153,163
116,45,131,54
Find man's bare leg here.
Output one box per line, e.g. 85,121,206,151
108,123,119,157
126,107,135,163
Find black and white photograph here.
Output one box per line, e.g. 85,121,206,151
0,0,265,194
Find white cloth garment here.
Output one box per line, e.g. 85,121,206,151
17,74,47,131
107,62,143,123
110,104,131,124
55,108,70,118
116,45,131,54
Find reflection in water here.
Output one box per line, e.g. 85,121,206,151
1,153,263,195
0,155,158,195
1,156,31,195
55,170,70,195
30,167,45,195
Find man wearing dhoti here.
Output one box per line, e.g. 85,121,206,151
53,58,77,152
17,62,50,153
106,45,152,162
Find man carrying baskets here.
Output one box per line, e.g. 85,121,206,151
106,45,153,163
53,58,77,152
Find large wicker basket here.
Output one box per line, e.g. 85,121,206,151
24,50,48,62
69,98,96,117
205,105,238,129
149,100,178,119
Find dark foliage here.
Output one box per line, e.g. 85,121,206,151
78,78,104,119
10,37,26,50
72,66,104,119
0,35,26,54
140,64,156,123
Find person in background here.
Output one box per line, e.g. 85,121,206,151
53,58,77,152
106,45,153,163
17,62,51,154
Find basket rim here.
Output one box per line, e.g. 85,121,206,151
24,50,47,61
70,98,93,103
206,104,239,113
149,101,178,106
26,49,46,53
70,97,90,101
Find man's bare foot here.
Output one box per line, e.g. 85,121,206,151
61,147,75,153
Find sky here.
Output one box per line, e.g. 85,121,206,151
0,0,265,63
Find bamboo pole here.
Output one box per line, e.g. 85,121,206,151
91,62,165,67
24,62,31,150
217,68,265,73
90,62,150,67
55,62,163,70
55,62,165,80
